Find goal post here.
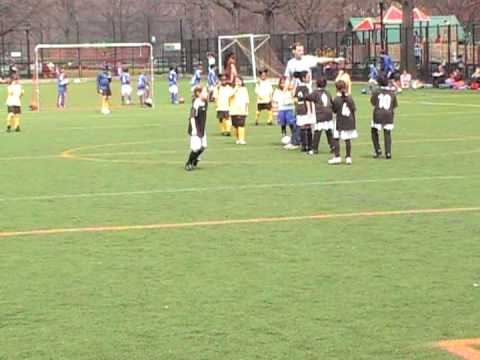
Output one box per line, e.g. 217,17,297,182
33,42,154,111
218,34,284,83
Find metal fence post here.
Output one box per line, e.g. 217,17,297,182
424,24,430,82
473,23,477,67
447,24,452,69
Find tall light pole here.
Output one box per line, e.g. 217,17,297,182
401,0,416,76
25,23,31,78
379,0,385,51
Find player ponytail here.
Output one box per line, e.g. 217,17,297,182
336,80,347,102
317,76,327,89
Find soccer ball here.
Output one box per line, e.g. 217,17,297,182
178,97,185,104
145,97,153,107
281,136,291,145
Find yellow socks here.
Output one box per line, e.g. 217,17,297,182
6,113,14,128
268,110,273,124
238,127,245,141
101,96,110,113
256,110,273,124
225,119,232,133
13,115,20,129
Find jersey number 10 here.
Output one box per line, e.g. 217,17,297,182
378,94,392,110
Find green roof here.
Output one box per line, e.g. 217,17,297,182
348,15,465,43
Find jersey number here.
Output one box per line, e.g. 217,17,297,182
378,94,392,110
341,103,351,116
321,93,328,107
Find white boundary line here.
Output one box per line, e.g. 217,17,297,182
0,175,467,203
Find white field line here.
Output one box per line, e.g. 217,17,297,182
2,135,480,162
0,175,467,203
29,109,480,132
402,100,480,108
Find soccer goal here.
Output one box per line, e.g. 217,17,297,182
33,43,154,111
218,34,284,83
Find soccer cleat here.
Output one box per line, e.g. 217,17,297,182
267,122,273,126
328,157,342,165
237,140,246,145
255,121,259,126
386,153,392,159
283,143,300,150
185,163,194,171
14,127,21,132
6,126,11,133
373,151,383,159
346,157,352,165
307,150,314,156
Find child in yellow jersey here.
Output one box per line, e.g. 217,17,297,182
335,61,352,95
6,74,24,132
230,76,249,145
214,74,234,136
254,69,274,126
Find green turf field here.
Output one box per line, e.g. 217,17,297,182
0,78,479,359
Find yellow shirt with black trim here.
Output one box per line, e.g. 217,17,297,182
255,79,273,104
215,85,234,112
6,83,23,107
229,87,249,116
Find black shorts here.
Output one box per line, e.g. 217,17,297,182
101,88,112,97
257,103,272,111
217,111,230,121
231,115,246,127
7,106,21,114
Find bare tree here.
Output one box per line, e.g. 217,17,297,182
0,0,43,37
418,0,480,22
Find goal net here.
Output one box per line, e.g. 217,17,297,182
218,34,284,83
33,43,154,111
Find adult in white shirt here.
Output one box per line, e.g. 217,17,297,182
284,42,343,90
283,42,342,149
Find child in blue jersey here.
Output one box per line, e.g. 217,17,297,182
168,67,179,104
207,65,218,102
57,68,68,109
120,68,132,105
191,65,202,92
97,67,112,114
380,51,395,79
368,63,379,94
137,72,149,107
